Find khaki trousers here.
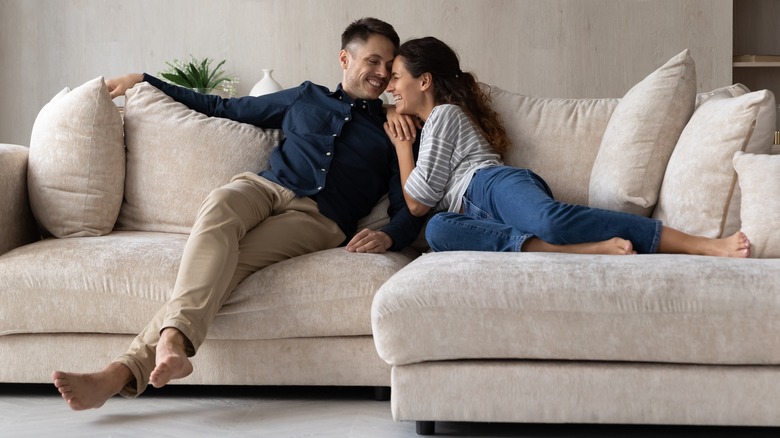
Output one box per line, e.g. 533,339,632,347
117,172,345,396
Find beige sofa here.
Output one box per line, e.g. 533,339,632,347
372,50,780,434
1,48,779,434
0,77,421,396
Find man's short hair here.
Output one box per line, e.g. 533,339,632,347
341,17,400,53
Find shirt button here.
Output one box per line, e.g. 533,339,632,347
326,152,332,156
332,133,337,137
320,168,326,172
317,187,322,190
344,117,350,121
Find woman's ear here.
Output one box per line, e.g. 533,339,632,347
420,72,433,91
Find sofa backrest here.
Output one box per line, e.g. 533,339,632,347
487,85,619,206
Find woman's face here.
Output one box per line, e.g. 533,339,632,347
386,56,425,117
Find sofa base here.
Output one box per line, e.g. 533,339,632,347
0,333,390,388
391,360,780,432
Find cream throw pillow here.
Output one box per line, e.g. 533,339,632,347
653,90,775,238
589,49,696,216
116,83,280,233
696,83,749,108
28,77,125,238
733,151,780,258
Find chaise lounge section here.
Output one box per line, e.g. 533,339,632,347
372,50,780,434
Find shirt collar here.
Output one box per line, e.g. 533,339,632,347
333,84,384,116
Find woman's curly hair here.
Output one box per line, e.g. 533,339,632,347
397,36,510,157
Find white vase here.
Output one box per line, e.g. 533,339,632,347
249,69,283,96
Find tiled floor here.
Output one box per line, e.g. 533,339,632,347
1,384,777,437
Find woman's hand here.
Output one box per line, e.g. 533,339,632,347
384,106,422,142
105,73,144,99
383,122,415,151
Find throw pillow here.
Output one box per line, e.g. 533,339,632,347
27,77,125,238
732,151,780,258
652,89,775,238
116,83,281,233
695,83,749,108
589,49,696,216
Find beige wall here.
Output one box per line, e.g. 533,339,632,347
0,0,732,146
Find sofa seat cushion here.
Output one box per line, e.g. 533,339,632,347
0,232,418,339
372,252,780,367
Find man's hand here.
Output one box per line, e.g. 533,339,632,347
105,73,144,99
384,106,422,141
345,229,393,253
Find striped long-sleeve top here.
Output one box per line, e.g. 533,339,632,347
405,104,502,213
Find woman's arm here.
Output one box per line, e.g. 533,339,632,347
384,122,431,217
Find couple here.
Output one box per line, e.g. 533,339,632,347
53,17,749,411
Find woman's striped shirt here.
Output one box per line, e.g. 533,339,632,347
405,104,502,213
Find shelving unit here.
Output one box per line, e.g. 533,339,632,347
732,0,780,142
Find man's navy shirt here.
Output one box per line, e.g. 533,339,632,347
143,74,424,250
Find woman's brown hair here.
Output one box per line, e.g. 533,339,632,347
396,37,510,156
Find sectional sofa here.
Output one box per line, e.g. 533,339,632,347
1,49,778,434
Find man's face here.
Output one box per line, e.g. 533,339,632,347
340,33,395,100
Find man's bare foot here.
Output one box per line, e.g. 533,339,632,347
52,362,132,411
149,328,193,388
523,237,635,255
700,231,751,258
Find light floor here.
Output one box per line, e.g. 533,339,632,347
1,384,777,438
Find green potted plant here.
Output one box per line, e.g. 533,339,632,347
159,56,239,97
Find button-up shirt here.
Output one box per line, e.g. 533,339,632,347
143,74,424,250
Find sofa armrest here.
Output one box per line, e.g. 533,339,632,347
0,144,39,255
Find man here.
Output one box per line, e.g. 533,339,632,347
53,17,424,410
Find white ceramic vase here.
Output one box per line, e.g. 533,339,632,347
249,69,283,96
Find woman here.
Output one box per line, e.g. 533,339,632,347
385,36,750,257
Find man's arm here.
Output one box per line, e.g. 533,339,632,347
107,73,296,129
378,134,428,251
347,111,426,253
106,73,144,98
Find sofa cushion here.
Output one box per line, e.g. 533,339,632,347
488,86,618,206
27,77,125,238
588,49,696,216
0,233,417,339
695,83,749,108
372,252,780,366
733,151,780,258
652,90,775,238
0,144,38,255
116,83,281,233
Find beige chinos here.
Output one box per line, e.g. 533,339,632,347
116,172,346,396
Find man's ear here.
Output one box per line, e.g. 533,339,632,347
420,72,433,91
339,50,350,70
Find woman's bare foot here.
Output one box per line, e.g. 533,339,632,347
523,237,635,255
700,231,751,258
659,227,751,258
52,362,132,410
149,328,193,388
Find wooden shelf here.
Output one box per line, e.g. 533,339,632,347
733,0,780,124
733,62,780,68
